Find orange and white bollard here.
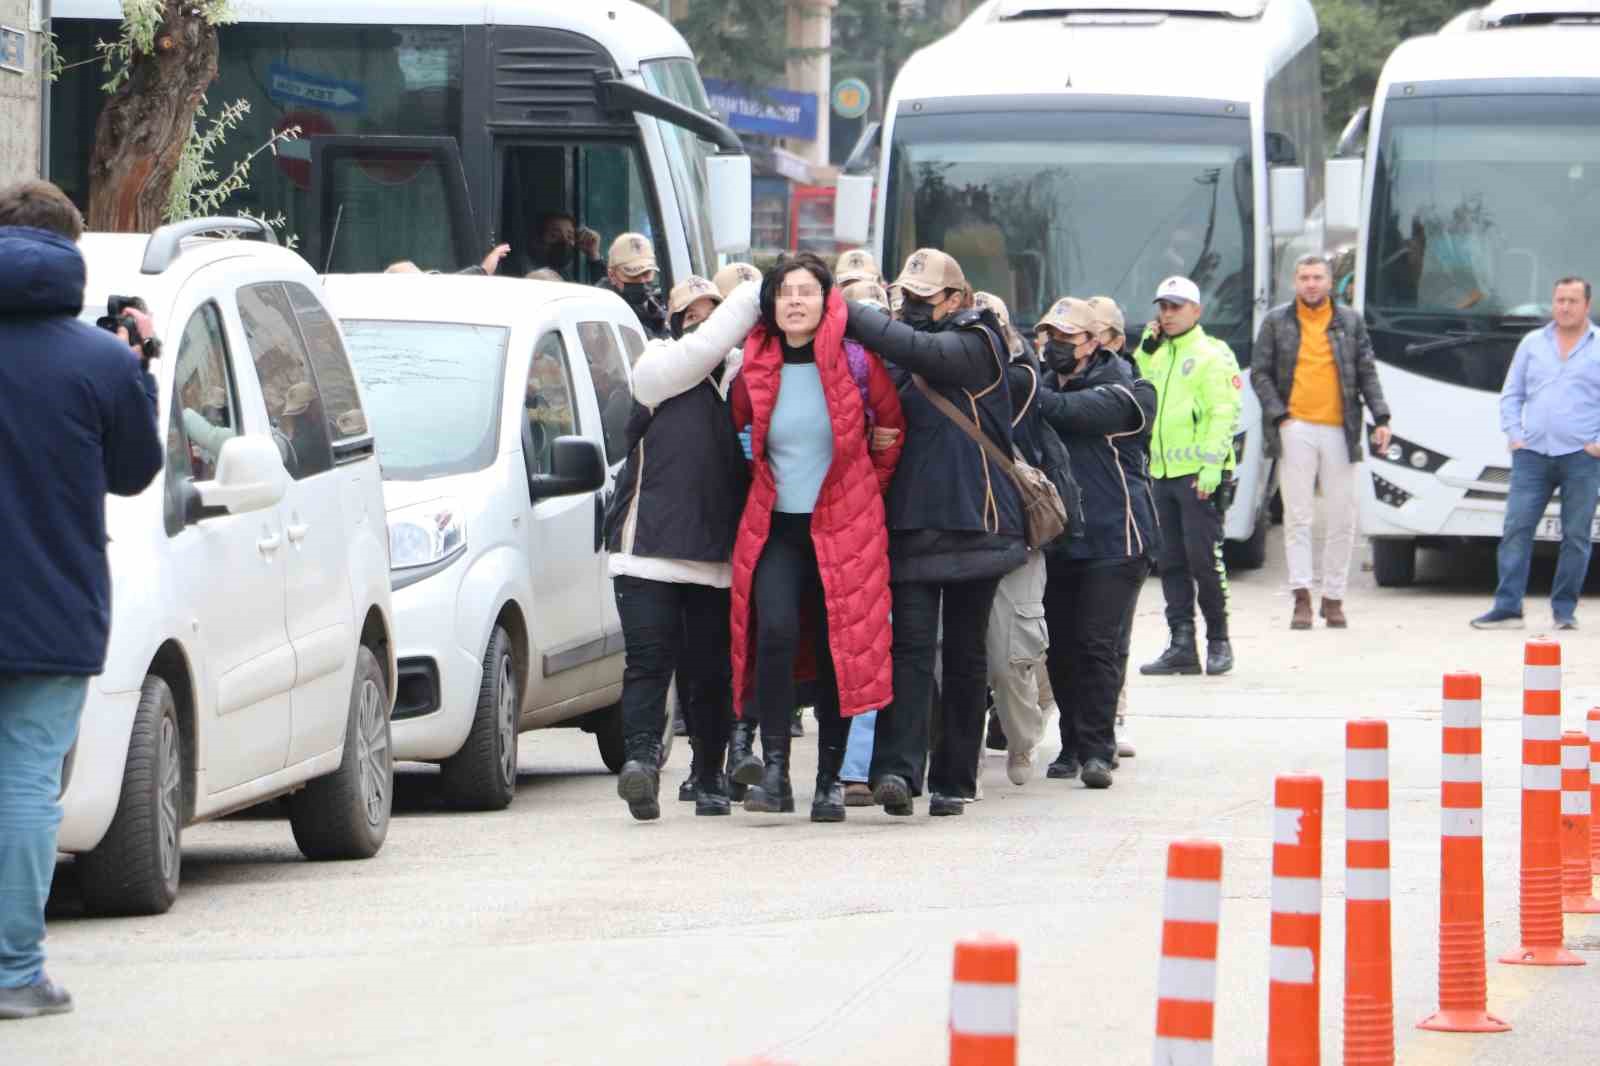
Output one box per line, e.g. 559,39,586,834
1154,840,1222,1066
1418,673,1509,1033
1270,773,1323,1066
1589,708,1600,876
1560,730,1600,913
1344,720,1393,1066
950,936,1018,1066
1499,639,1584,966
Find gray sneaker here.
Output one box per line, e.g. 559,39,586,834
1555,616,1579,631
1469,610,1524,630
0,976,73,1020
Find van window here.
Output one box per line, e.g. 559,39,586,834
165,302,240,535
238,282,335,479
618,325,646,368
286,281,369,445
525,331,580,477
575,321,633,464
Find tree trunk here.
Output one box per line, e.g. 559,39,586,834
86,3,220,233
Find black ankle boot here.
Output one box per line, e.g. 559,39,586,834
695,771,732,816
1139,622,1202,676
811,745,846,823
744,732,794,813
728,718,761,790
617,735,662,821
678,736,701,802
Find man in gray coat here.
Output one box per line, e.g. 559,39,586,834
1252,255,1393,630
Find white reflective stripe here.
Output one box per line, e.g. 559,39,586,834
1524,715,1562,742
1153,1037,1214,1066
1346,748,1388,782
1562,791,1591,816
1442,808,1483,837
1524,664,1562,691
1442,754,1482,783
1442,698,1482,730
1269,945,1316,985
1163,878,1222,923
1346,867,1391,901
1523,764,1562,791
1271,876,1322,915
1157,957,1218,1002
1590,719,1600,740
1273,806,1304,845
1346,808,1389,841
1563,745,1590,770
949,982,1018,1037
1592,765,1600,785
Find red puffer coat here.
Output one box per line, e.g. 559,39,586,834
729,291,904,718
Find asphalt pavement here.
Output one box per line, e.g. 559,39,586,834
13,526,1600,1065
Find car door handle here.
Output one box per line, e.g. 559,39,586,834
593,491,604,552
286,523,310,544
257,533,282,555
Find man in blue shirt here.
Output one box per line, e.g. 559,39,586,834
1472,277,1600,630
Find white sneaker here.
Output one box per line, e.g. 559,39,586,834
1006,749,1033,786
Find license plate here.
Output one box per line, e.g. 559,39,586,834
1535,515,1600,541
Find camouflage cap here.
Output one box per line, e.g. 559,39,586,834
607,232,657,276
712,261,762,297
1085,295,1126,337
892,248,967,299
841,279,891,311
668,274,723,316
972,291,1013,331
835,248,881,286
1036,296,1096,337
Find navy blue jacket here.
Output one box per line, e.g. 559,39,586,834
0,226,163,676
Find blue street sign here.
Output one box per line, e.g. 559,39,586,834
267,62,366,114
703,78,819,141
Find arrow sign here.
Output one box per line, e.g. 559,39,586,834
268,62,366,114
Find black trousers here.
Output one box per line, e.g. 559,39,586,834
752,513,847,749
613,576,732,761
1151,475,1230,641
1045,557,1146,765
872,576,1001,798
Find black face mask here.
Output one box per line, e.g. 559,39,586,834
899,299,937,331
543,241,573,269
1043,340,1078,373
622,281,661,311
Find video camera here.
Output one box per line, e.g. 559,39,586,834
1212,470,1238,516
96,295,162,369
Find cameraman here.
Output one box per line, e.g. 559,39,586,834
0,180,163,1020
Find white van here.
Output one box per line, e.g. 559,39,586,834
60,219,397,916
327,273,659,809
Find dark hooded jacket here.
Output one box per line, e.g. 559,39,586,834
0,226,163,676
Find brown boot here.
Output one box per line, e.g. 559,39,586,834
1291,588,1313,630
1321,598,1347,629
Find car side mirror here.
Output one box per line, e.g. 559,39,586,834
706,153,752,254
529,435,605,501
188,435,288,522
1269,165,1307,238
834,173,875,246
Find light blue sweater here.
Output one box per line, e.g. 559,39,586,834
769,361,834,514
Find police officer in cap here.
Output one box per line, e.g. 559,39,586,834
600,233,669,338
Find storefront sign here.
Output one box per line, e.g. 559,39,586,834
832,78,871,120
703,78,818,140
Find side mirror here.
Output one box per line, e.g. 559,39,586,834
834,173,875,245
1335,106,1371,159
1269,165,1307,238
706,153,752,254
1324,157,1365,234
529,436,605,501
190,435,288,521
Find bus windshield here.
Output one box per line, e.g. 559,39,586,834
883,108,1255,347
641,58,719,278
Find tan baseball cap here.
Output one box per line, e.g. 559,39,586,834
1086,296,1126,337
892,248,967,299
282,381,317,417
607,232,657,277
835,248,881,286
668,275,723,316
1037,296,1096,337
842,279,890,311
712,262,762,297
972,291,1013,331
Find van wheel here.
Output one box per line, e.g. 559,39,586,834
289,647,391,860
440,627,518,810
79,675,182,917
1372,538,1417,588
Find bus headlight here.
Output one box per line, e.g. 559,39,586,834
1369,427,1447,474
1372,473,1412,509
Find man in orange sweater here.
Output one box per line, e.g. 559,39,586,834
1253,255,1394,629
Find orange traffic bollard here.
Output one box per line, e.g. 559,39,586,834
1499,639,1584,966
1418,673,1509,1033
1344,720,1393,1066
1155,840,1223,1066
1589,708,1600,876
950,936,1018,1066
1560,731,1600,913
1270,773,1323,1066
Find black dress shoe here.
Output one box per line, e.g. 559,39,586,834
929,793,965,817
1081,757,1114,789
1046,754,1080,780
873,774,914,816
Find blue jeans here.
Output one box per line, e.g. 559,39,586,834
1494,448,1600,620
0,674,88,988
841,710,876,783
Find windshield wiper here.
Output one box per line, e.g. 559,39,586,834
1403,329,1489,358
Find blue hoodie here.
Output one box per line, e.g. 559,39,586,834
0,225,163,677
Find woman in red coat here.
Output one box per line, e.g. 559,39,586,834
728,252,904,821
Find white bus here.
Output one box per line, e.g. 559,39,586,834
47,0,750,281
1331,1,1600,586
835,0,1329,567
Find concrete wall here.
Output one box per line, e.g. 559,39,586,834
0,0,42,186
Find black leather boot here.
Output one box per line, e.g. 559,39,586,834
744,732,795,813
1206,638,1234,676
728,717,762,792
1139,622,1202,676
694,733,731,815
617,735,662,821
678,736,701,802
810,745,846,823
